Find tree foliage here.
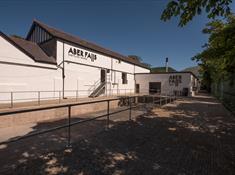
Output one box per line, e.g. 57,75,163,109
192,15,235,87
128,55,143,62
161,0,232,26
128,55,151,68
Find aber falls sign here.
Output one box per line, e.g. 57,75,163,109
68,47,97,62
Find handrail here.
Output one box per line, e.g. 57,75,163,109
90,82,106,97
0,94,177,146
88,79,101,92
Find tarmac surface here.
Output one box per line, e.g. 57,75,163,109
0,93,234,175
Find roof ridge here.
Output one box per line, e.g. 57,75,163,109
34,20,125,55
33,19,82,40
31,20,149,69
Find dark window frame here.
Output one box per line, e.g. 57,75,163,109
122,72,128,84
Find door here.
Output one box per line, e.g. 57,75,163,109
101,69,106,83
135,84,140,93
149,82,161,94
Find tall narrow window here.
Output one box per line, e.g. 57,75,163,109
122,73,127,84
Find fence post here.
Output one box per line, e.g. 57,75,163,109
106,100,110,130
10,92,13,108
76,90,78,101
38,91,40,106
129,97,132,120
67,106,72,147
160,96,161,106
59,91,61,103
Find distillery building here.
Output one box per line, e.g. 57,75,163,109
0,20,199,104
0,20,150,102
135,72,199,96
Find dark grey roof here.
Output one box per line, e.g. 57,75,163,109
9,36,56,65
31,20,149,69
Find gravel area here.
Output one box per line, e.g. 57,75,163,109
0,94,234,175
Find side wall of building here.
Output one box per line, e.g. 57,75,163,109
0,35,62,102
135,73,195,96
56,40,149,97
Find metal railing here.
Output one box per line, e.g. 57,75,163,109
0,89,178,108
0,89,137,108
0,95,177,147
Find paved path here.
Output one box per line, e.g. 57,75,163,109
1,93,235,175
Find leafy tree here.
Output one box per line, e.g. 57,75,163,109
128,55,151,68
192,15,235,88
161,0,232,26
128,55,143,62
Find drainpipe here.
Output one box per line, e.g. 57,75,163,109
62,42,65,99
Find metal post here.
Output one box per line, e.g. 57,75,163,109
106,100,110,130
10,92,13,108
76,90,78,101
67,106,71,147
160,96,161,106
38,91,40,105
129,97,132,120
59,91,61,103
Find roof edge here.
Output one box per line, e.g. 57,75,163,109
33,20,150,70
0,31,57,65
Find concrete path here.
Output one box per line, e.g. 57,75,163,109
1,93,235,175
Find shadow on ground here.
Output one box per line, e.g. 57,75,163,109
0,95,235,175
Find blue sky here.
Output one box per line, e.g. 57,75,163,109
0,0,234,70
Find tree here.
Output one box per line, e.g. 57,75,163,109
128,55,151,68
161,0,232,26
128,55,143,62
192,15,235,88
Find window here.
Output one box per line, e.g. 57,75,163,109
149,82,161,94
122,73,127,84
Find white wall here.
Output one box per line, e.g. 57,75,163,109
0,36,62,102
0,36,150,103
134,65,150,74
0,36,55,68
135,73,195,96
57,40,149,96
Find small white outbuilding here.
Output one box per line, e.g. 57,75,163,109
135,72,199,96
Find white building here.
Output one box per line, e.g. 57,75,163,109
135,72,199,96
0,20,150,102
